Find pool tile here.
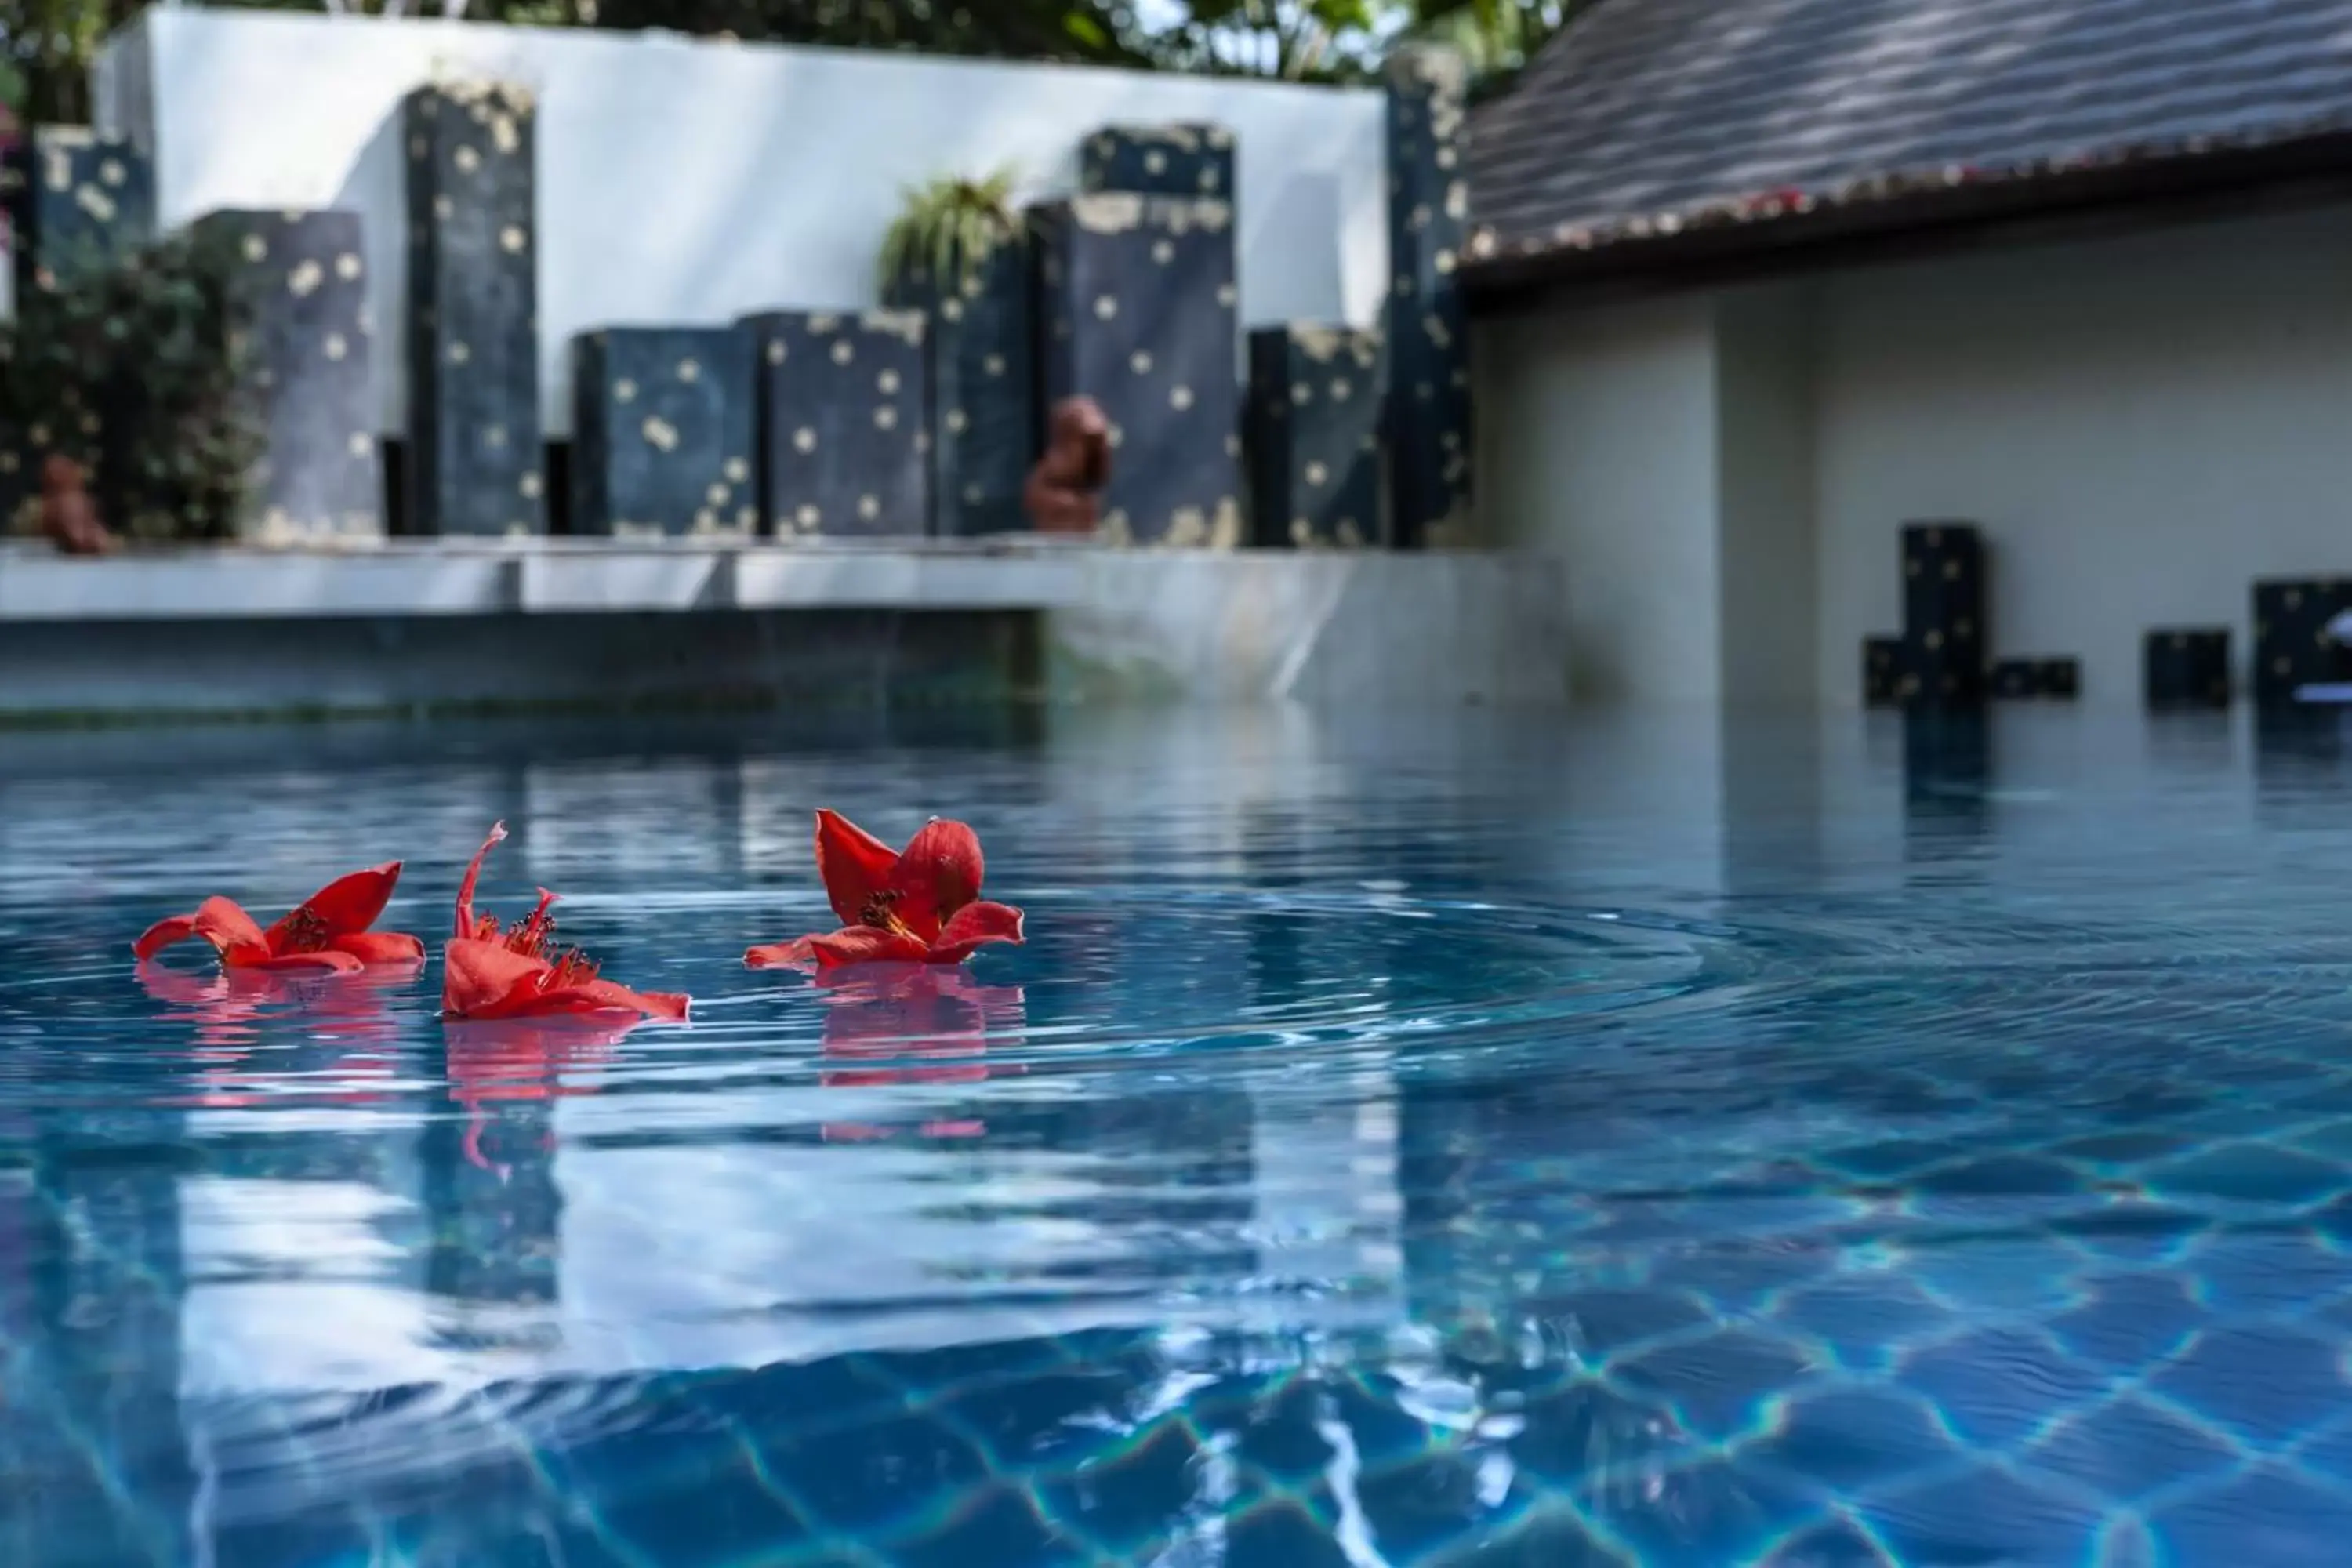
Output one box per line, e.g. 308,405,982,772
2150,1465,2352,1566
2049,1130,2196,1167
1902,1327,2112,1450
890,1481,1094,1568
2146,1144,2351,1205
756,1413,993,1533
2185,1232,2352,1316
1610,1328,1817,1439
1754,1514,1900,1566
1739,1388,1962,1494
1573,1455,1807,1565
1545,1287,1715,1357
2047,1273,2205,1373
1904,1239,2090,1314
1911,1154,2085,1197
1769,1274,1959,1373
1030,1414,1203,1552
2019,1396,2238,1502
2148,1325,2350,1449
1858,1465,2101,1565
1509,1377,1683,1486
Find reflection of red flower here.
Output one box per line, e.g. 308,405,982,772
444,1014,639,1173
133,862,427,975
816,964,1025,1142
135,957,415,1106
442,823,689,1022
746,810,1024,970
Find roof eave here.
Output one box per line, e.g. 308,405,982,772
1460,127,2352,314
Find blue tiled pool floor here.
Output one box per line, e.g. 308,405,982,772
3,706,2352,1565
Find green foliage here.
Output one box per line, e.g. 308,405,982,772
0,228,266,541
1153,0,1396,82
875,167,1022,298
1397,0,1581,96
580,0,1155,64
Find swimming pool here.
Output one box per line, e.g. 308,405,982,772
5,702,2351,1566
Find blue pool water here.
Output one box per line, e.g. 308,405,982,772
9,703,2352,1565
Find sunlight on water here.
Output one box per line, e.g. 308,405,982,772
4,704,2352,1565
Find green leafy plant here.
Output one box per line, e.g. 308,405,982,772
875,167,1022,299
0,226,266,541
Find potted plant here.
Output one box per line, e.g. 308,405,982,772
876,167,1036,539
875,167,1022,300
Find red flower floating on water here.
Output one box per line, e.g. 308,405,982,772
744,809,1025,970
132,862,426,975
441,822,690,1022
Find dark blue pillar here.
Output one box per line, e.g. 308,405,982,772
739,309,930,539
1246,325,1384,548
193,208,385,542
1383,45,1474,548
401,82,543,537
1030,193,1242,547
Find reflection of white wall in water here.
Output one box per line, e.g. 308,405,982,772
91,9,1386,437
177,1174,435,1397
1242,1068,1406,1333
521,758,742,883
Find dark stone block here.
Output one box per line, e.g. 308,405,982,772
1246,325,1381,548
1991,657,2079,700
401,82,543,537
1385,49,1473,547
568,327,755,538
192,209,383,542
884,245,1033,538
739,310,928,539
2252,578,2352,706
1863,635,1903,707
1900,521,1987,707
1079,123,1236,199
1,127,155,297
1031,193,1242,547
2146,627,2231,710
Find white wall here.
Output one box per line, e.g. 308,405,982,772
1815,205,2352,706
1482,201,2352,708
93,8,1386,437
1715,285,1817,706
1472,296,1719,703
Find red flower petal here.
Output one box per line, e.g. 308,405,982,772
329,931,428,966
455,822,508,937
195,898,275,966
441,935,546,1019
814,809,901,928
132,913,201,960
245,949,366,975
134,896,271,964
267,862,401,950
925,900,1025,965
800,925,934,968
441,938,688,1022
887,818,985,938
539,978,691,1022
744,938,819,969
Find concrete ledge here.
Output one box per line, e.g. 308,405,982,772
0,540,1570,714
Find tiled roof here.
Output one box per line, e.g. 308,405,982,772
1465,0,2352,263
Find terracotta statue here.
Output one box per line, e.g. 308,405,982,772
38,456,114,557
1023,396,1112,535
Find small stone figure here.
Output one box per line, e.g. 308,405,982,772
1023,396,1112,535
38,456,115,557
